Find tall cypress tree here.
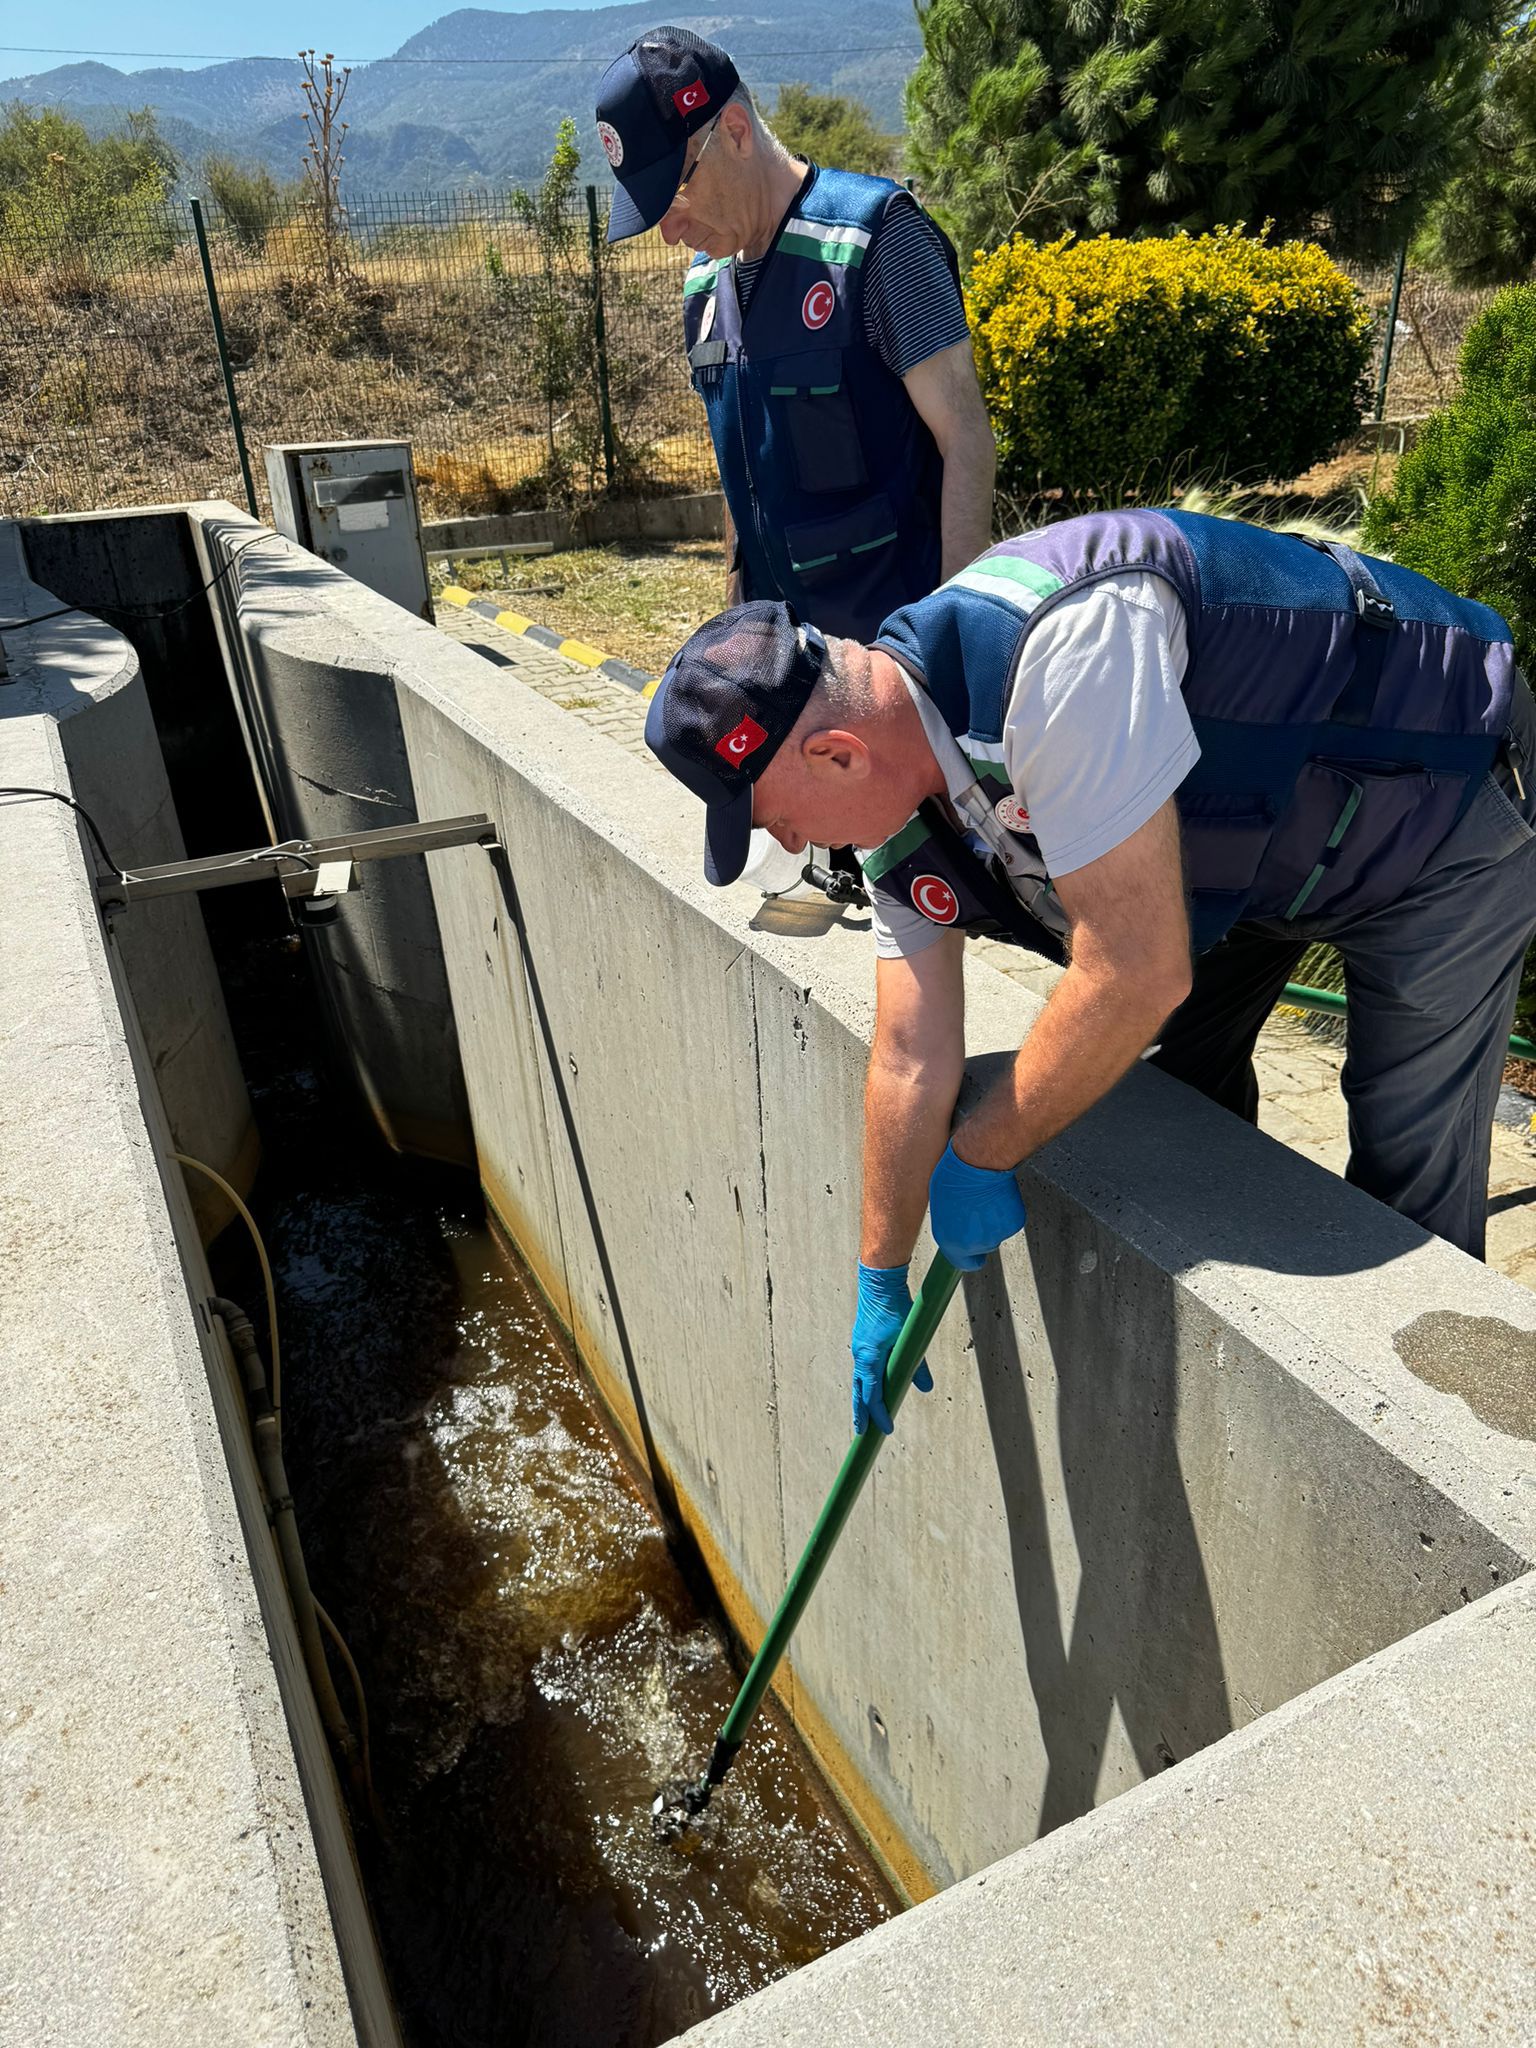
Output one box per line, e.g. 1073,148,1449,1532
906,0,1499,260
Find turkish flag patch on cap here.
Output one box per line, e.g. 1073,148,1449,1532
673,79,711,116
715,714,767,764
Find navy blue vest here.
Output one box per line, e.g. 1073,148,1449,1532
683,166,955,639
866,510,1516,954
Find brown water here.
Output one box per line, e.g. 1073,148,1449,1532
210,923,894,2047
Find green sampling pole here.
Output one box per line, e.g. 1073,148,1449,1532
658,1252,961,1829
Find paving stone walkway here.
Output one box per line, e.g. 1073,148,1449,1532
435,599,1536,1288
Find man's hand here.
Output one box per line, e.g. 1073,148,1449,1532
850,1263,933,1436
927,1140,1027,1271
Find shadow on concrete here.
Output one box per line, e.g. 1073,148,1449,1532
487,843,686,1549
965,1246,1231,1838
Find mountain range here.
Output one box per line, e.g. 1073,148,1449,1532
0,3,921,193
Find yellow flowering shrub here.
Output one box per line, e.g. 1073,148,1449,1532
966,227,1374,500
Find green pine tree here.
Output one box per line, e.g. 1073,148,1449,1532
906,0,1499,261
1422,18,1536,285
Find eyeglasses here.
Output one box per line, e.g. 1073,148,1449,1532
670,116,719,209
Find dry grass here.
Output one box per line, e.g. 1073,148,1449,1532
0,210,709,520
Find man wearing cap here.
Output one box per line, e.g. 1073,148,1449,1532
645,510,1536,1433
595,27,995,641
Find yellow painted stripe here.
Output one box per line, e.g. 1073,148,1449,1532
442,584,472,608
559,638,608,669
494,609,534,635
641,677,660,701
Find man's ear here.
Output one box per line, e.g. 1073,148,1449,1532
801,728,871,780
719,100,754,155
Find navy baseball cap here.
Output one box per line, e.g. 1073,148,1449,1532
645,602,827,884
595,26,740,242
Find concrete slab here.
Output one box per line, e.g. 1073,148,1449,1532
675,1573,1536,2046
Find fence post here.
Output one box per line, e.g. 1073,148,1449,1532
584,185,619,489
190,195,259,518
1373,240,1408,425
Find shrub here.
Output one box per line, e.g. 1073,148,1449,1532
1360,286,1536,673
1360,285,1536,1036
204,155,290,251
966,226,1374,505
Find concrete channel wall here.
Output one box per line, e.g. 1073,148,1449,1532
1,597,398,2042
1,521,256,1236
191,520,1536,2011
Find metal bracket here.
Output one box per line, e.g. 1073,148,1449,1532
97,813,498,912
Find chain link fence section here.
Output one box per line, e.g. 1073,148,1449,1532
1348,258,1503,425
1,187,715,523
0,198,245,518
4,191,1517,526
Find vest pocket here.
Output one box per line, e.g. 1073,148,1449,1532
1259,758,1468,922
770,349,868,493
783,495,899,628
1180,793,1278,949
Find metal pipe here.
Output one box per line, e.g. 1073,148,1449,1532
1283,982,1536,1061
584,185,619,488
189,196,259,518
1373,241,1408,424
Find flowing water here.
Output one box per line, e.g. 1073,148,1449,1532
209,920,894,2047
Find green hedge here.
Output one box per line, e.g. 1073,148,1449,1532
966,227,1374,503
1362,287,1536,1034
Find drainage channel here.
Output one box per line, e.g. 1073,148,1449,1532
203,902,895,2047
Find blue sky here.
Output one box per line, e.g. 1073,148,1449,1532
0,0,621,71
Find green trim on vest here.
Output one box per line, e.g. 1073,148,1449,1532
953,555,1065,604
1285,779,1363,918
962,753,1011,790
777,229,867,266
861,814,932,882
683,258,731,298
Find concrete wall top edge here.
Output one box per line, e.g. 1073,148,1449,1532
676,1569,1536,2046
0,709,359,2045
1,518,140,719
195,519,1536,1566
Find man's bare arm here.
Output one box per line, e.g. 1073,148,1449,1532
861,932,967,1266
953,800,1193,1171
902,338,997,581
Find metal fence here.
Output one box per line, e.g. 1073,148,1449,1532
0,189,1513,525
0,187,713,523
1349,254,1502,424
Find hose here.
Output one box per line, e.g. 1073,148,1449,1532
209,1293,373,1812
1281,983,1536,1062
176,1149,375,1816
175,1152,281,1414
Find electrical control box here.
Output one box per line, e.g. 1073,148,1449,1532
264,440,433,621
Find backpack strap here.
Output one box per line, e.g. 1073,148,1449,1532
1300,536,1396,729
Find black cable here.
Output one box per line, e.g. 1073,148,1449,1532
0,787,126,878
0,531,277,635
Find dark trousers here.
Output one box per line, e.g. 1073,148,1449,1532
1150,724,1536,1260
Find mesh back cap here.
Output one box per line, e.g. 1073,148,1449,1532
645,602,826,884
595,26,740,242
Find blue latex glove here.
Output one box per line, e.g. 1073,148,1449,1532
851,1263,933,1437
928,1139,1028,1272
